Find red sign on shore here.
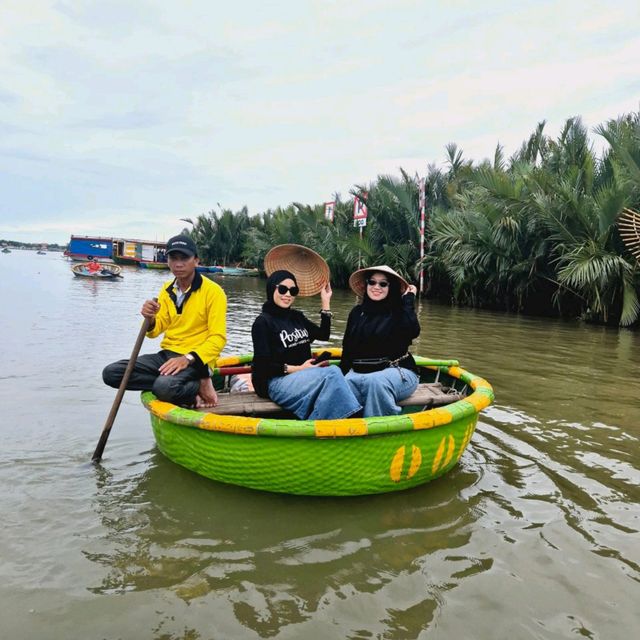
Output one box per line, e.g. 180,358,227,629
324,201,335,222
353,194,368,227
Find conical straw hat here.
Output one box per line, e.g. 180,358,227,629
348,264,410,297
264,244,330,296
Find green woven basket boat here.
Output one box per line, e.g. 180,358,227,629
141,351,494,496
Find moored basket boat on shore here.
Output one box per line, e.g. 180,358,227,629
141,349,494,496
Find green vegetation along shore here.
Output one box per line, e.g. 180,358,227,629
183,112,640,327
0,241,66,252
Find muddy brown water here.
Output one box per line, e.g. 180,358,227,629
1,250,638,639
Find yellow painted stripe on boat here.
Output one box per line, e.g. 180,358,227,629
315,418,368,437
432,437,446,474
148,399,181,419
390,446,405,482
465,392,491,412
216,355,243,367
447,365,464,379
443,434,456,467
473,379,493,392
409,407,454,431
407,445,422,479
460,424,473,454
199,412,259,435
469,377,494,399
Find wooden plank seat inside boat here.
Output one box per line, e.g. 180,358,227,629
200,382,464,417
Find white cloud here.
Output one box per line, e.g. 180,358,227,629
0,0,638,243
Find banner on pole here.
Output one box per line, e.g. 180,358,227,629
324,201,335,222
353,194,368,228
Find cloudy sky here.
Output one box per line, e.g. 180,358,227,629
1,0,638,245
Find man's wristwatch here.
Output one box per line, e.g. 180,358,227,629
184,353,195,364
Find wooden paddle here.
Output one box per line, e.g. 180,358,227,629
92,314,153,462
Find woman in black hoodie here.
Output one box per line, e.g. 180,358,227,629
251,270,361,420
341,265,420,417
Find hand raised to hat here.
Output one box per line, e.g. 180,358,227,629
319,281,332,309
404,284,417,296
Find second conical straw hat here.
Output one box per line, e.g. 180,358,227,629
264,244,330,296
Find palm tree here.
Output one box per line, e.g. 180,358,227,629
184,110,640,326
530,116,637,325
428,149,552,311
182,206,251,266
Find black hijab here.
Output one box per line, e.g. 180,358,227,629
360,271,403,315
263,270,298,316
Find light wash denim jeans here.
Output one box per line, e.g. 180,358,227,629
345,367,419,417
268,365,362,420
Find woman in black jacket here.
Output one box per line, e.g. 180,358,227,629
251,270,361,420
341,265,420,417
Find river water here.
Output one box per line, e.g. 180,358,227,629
1,250,638,640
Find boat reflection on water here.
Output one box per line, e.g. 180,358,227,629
88,449,482,637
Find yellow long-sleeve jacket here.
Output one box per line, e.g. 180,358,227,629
147,272,227,368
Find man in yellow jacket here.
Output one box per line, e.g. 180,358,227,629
103,234,226,408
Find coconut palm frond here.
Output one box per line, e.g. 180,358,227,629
378,175,416,217
445,143,465,175
532,192,579,246
512,120,548,165
556,245,608,290
620,275,640,326
594,183,627,237
596,120,640,186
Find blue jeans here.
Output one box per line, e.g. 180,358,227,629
346,367,419,417
268,366,362,420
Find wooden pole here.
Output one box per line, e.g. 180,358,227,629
92,317,152,462
418,177,426,295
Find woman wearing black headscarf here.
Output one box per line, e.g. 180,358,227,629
341,265,420,417
251,270,361,420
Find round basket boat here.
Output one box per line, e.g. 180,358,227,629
141,350,494,496
71,262,122,278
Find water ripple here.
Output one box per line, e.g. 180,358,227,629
1,251,639,639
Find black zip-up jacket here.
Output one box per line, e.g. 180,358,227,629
251,302,330,398
340,293,420,375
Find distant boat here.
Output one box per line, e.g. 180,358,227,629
37,250,46,255
64,235,115,262
217,266,259,276
64,234,169,267
1,247,10,254
113,238,169,269
71,263,122,279
196,265,224,274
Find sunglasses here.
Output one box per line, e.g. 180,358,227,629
276,284,299,296
366,278,389,288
